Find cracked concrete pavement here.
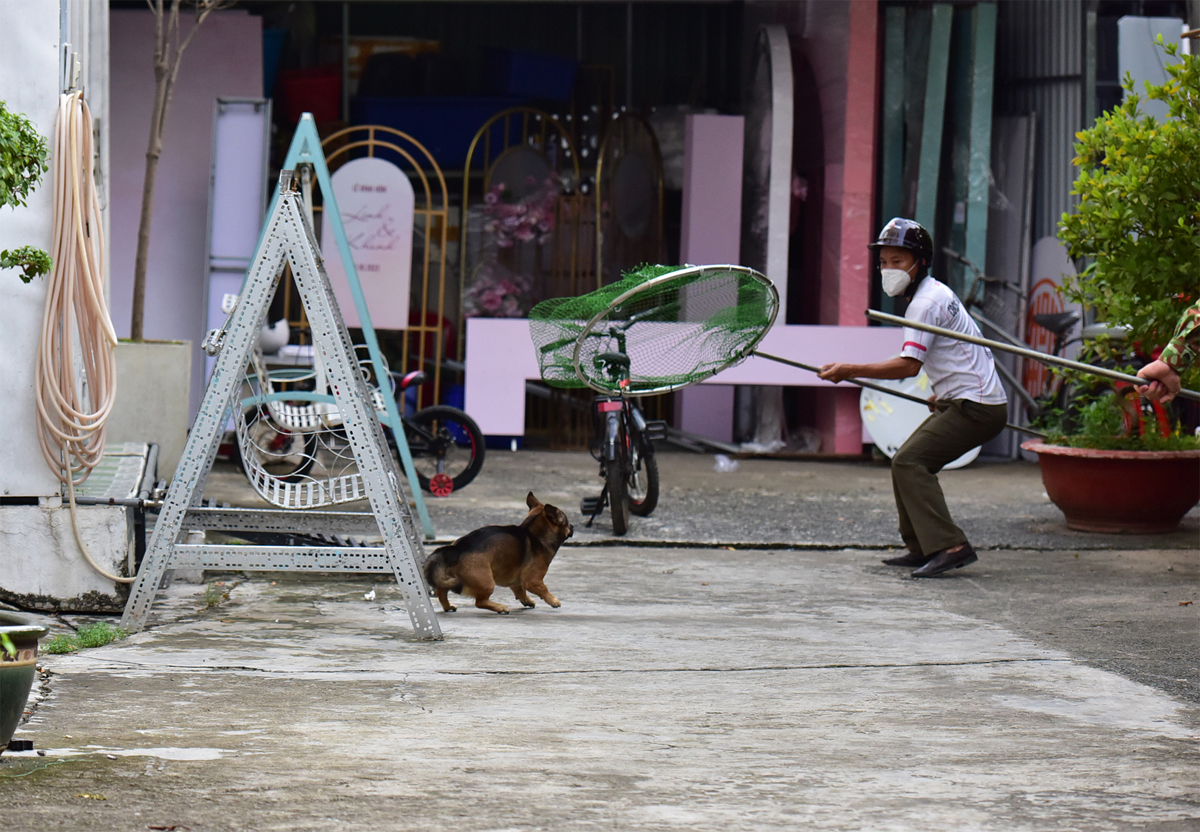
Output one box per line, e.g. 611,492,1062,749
2,450,1197,830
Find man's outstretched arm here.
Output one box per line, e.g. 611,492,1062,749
818,356,923,384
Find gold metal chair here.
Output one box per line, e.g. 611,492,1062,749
457,107,595,360
281,125,452,406
595,112,666,285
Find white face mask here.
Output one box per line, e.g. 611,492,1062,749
881,264,915,297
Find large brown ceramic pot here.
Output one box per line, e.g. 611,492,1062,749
1022,441,1200,533
0,611,47,754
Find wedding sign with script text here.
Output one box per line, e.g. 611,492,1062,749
321,156,414,330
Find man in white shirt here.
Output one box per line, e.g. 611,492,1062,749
818,218,1009,577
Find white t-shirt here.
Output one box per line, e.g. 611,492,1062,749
898,277,1007,405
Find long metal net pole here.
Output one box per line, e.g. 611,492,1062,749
751,350,1045,438
866,309,1200,403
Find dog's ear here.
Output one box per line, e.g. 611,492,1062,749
526,492,542,509
545,505,568,526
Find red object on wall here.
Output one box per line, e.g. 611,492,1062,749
1023,278,1063,398
277,66,341,124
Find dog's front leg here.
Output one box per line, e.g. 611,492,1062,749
527,581,560,608
511,585,536,608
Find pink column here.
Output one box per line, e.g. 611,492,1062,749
818,0,880,453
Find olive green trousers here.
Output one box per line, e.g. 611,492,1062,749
891,399,1008,556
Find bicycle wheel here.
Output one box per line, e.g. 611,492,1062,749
404,405,486,494
605,455,629,535
627,445,659,517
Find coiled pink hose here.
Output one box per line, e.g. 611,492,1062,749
35,92,128,583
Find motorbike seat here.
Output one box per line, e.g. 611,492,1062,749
398,370,426,391
1032,311,1080,338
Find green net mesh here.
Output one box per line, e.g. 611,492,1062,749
529,264,778,395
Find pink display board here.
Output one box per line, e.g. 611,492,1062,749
320,156,414,331
676,114,745,443
464,318,902,438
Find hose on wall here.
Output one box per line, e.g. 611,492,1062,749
35,91,131,584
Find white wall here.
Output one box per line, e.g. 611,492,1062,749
0,1,131,606
0,0,78,498
108,9,262,414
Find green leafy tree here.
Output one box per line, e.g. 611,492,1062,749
0,100,51,282
1059,38,1200,393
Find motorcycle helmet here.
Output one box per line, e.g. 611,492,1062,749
868,217,933,271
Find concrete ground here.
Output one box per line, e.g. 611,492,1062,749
2,450,1197,830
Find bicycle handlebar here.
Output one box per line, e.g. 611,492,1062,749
538,307,662,356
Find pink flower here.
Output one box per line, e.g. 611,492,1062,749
480,175,563,251
479,291,503,312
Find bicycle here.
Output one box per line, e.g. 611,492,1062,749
944,247,1172,438
577,321,667,536
530,264,777,534
385,370,486,497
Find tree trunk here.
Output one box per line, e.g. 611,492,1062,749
129,143,161,343
128,0,220,341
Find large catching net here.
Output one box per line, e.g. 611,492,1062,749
529,264,778,395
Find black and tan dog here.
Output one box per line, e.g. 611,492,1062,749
423,492,573,614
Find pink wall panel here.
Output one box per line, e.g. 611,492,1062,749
677,114,746,444
109,10,262,413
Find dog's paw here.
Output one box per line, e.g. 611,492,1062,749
447,605,457,612
497,608,510,615
549,600,561,608
521,600,536,608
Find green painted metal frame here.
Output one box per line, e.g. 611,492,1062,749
914,4,953,233
946,5,977,296
262,115,435,539
963,2,997,290
877,5,908,316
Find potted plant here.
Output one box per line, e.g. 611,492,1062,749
1023,38,1200,533
0,611,48,754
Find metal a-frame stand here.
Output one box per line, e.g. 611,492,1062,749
275,113,435,539
120,172,441,640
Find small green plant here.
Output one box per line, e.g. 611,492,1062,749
41,622,129,654
1038,380,1200,451
1053,38,1200,449
0,100,51,282
0,246,52,284
42,634,77,655
0,631,14,659
204,582,230,608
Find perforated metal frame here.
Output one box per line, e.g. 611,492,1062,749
120,176,442,641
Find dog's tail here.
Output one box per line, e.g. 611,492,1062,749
423,547,463,594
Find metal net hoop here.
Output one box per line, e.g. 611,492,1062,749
529,264,778,396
